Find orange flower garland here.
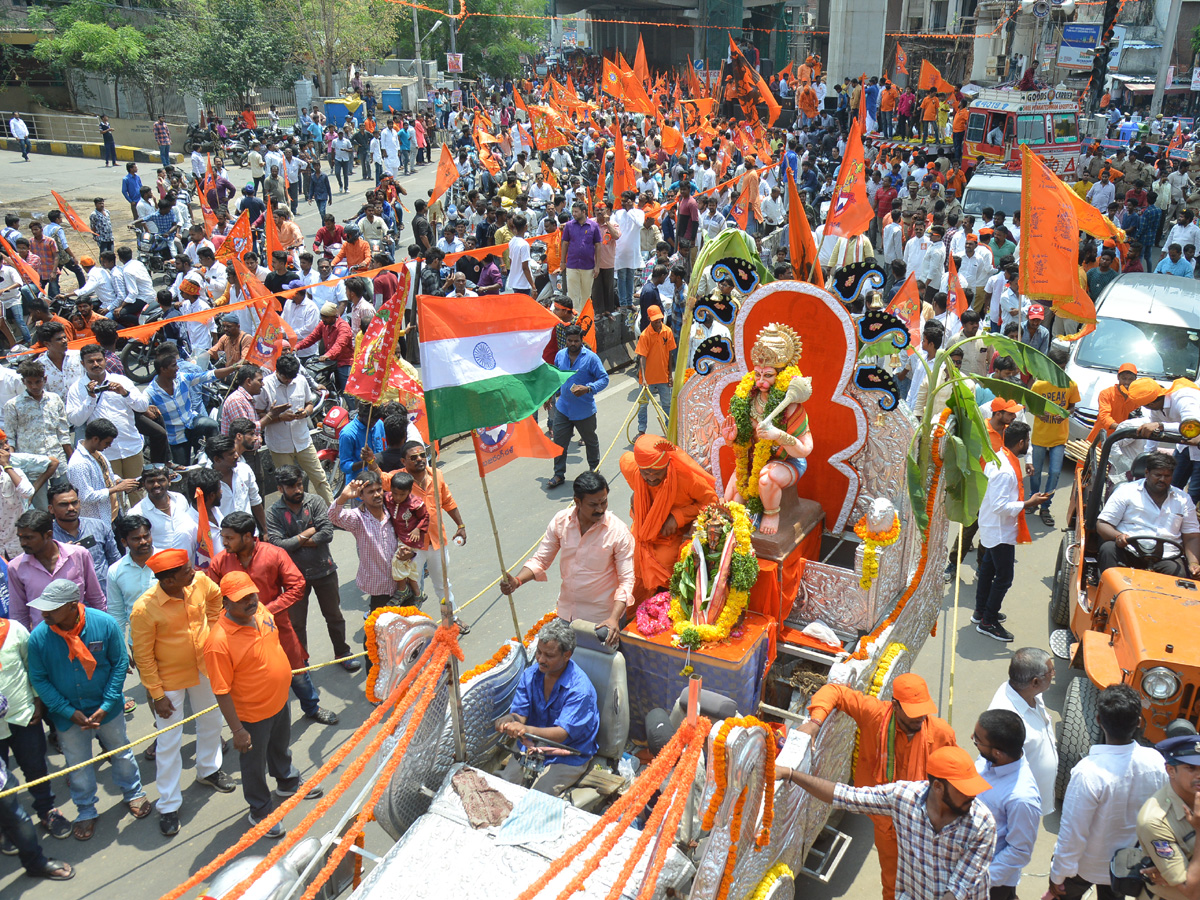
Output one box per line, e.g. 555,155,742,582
459,610,559,684
850,410,949,661
702,715,776,849
523,610,559,644
634,734,707,900
364,605,430,702
718,786,751,900
158,624,456,900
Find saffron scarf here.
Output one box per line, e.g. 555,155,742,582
1003,447,1032,544
49,604,97,679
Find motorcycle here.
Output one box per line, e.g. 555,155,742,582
314,404,351,499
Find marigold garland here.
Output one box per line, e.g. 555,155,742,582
728,366,802,515
459,610,560,684
523,610,559,644
850,410,950,662
668,501,758,647
364,605,430,703
853,512,901,591
748,862,794,900
702,714,777,881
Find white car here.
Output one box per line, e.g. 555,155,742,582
1060,273,1200,443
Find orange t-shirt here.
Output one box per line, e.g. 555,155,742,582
946,168,966,197
880,87,898,112
204,607,292,724
333,238,371,269
920,96,940,122
636,324,676,385
952,107,970,134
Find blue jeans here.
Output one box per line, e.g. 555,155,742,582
315,198,328,220
1173,446,1200,503
58,715,145,821
159,145,171,167
637,382,672,433
399,149,411,173
879,111,893,138
975,543,1016,623
17,137,30,160
292,672,321,717
616,268,637,308
1030,443,1065,511
0,771,49,874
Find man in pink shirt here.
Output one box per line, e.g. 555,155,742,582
500,471,634,646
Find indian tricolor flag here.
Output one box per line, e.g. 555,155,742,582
419,294,572,440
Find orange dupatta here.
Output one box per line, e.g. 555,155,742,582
49,604,97,679
1003,447,1032,545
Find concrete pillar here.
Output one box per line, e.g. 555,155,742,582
826,0,887,82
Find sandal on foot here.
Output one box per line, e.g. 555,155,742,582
124,697,137,714
72,820,96,841
1039,509,1055,527
127,797,152,819
546,475,565,489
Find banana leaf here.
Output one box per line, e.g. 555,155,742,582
971,375,1067,418
974,333,1069,387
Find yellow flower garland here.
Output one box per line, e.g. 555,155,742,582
668,501,756,646
731,366,802,506
853,513,902,591
748,862,794,900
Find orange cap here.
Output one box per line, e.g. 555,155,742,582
146,548,189,573
927,745,991,796
1118,363,1138,375
892,673,938,718
647,305,664,321
219,571,258,603
991,398,1024,414
1127,377,1169,407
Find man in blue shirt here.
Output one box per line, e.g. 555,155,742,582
1156,242,1195,277
549,324,609,488
972,709,1042,897
496,617,599,796
48,483,120,596
120,162,142,219
26,579,150,837
338,402,385,482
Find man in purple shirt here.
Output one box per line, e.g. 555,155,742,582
675,183,700,270
477,255,503,295
560,200,603,307
7,509,106,629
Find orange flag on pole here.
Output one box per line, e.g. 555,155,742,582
786,176,823,288
885,272,923,350
194,487,215,563
215,211,252,261
947,252,968,317
602,58,623,99
578,297,598,351
611,138,635,201
918,59,954,94
824,119,873,238
429,144,458,207
472,416,564,476
634,35,650,86
51,191,94,235
0,234,40,290
263,199,285,261
243,298,298,372
661,125,684,157
895,46,909,75
730,175,754,231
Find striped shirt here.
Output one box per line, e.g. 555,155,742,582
146,369,216,444
328,500,396,596
219,386,260,441
28,236,58,283
833,780,996,900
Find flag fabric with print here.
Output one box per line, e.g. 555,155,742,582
823,119,873,238
346,266,413,403
195,487,215,563
918,60,954,94
51,191,94,235
472,416,564,477
418,293,572,440
429,144,458,207
243,300,297,372
215,211,252,261
895,46,909,75
885,272,923,350
602,58,623,99
1019,143,1085,312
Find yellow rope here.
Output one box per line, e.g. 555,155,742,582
0,652,367,800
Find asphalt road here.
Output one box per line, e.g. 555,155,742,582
0,148,1076,900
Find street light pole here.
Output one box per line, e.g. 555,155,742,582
414,8,424,104
1150,0,1182,118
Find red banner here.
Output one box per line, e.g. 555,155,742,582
344,265,412,403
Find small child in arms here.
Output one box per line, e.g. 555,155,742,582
387,471,430,604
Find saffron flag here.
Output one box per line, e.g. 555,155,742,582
611,138,635,201
786,176,823,288
918,60,954,95
429,144,458,207
215,211,252,261
1019,143,1089,319
345,266,413,403
1170,121,1183,151
884,272,923,350
727,36,781,127
230,258,275,306
201,204,217,238
530,106,569,150
602,58,623,99
195,487,215,563
578,297,598,351
947,252,968,317
51,191,94,235
0,234,41,290
777,60,794,79
685,57,707,99
823,119,873,238
472,416,564,477
634,35,650,86
730,175,754,231
418,293,572,440
661,125,684,157
243,299,297,372
895,46,909,76
619,68,655,115
263,199,285,261
859,72,867,124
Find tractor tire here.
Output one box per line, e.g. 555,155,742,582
1056,676,1101,801
1050,534,1073,628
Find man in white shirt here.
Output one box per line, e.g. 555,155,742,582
1050,683,1167,899
905,319,943,414
529,172,555,208
68,251,123,314
504,214,533,295
254,353,332,503
66,343,152,488
1162,209,1200,256
760,186,784,231
8,112,29,161
881,215,904,267
190,147,206,184
917,224,947,297
116,246,154,308
247,145,265,192
611,191,645,310
958,235,995,311
280,286,322,359
379,122,399,177
1096,450,1200,576
1086,172,1116,212
694,156,717,193
129,467,197,559
974,422,1051,642
902,220,931,281
989,648,1059,814
698,196,728,249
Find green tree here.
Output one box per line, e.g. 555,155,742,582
392,0,545,80
173,0,303,108
276,0,400,96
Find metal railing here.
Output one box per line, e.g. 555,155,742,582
0,110,188,145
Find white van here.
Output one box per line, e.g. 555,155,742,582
960,170,1021,220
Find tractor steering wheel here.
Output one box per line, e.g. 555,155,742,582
1117,534,1186,567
